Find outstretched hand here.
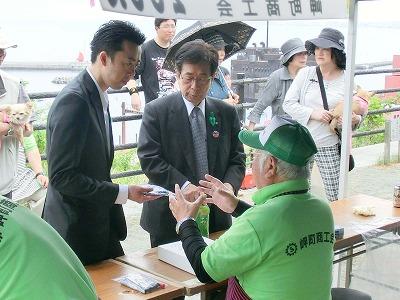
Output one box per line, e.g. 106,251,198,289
199,174,239,214
128,185,162,203
169,184,205,222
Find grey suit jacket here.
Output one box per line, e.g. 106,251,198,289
138,92,246,244
43,70,126,265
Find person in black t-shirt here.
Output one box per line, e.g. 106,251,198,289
127,18,177,111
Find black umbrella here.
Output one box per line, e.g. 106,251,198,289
162,21,256,72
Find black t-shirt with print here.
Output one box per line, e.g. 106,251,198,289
135,39,176,103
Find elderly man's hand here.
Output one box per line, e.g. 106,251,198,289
199,174,239,214
128,185,162,203
182,183,201,202
169,184,205,222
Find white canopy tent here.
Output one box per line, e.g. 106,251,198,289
99,0,371,199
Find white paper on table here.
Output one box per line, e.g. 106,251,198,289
158,238,214,275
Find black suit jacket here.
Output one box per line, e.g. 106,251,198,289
137,92,246,244
43,70,126,265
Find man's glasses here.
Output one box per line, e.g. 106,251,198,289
180,74,212,86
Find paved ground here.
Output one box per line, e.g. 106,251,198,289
311,141,400,201
121,141,400,253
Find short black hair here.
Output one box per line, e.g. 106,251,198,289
90,20,146,63
154,18,177,27
282,55,294,67
174,39,219,75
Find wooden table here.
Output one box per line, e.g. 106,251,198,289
86,260,185,299
330,194,400,287
331,194,400,250
117,194,400,293
116,250,226,296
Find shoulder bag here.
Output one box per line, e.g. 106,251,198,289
316,66,355,171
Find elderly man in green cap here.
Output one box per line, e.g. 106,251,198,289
168,115,334,299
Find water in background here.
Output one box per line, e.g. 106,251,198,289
6,69,142,144
5,21,400,144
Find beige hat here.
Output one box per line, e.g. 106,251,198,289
0,29,17,50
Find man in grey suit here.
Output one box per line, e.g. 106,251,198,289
138,40,246,247
43,21,160,265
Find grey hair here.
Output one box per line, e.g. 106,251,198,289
257,150,310,180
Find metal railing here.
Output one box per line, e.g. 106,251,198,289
31,67,400,179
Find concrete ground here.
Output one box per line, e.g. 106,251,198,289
311,141,400,201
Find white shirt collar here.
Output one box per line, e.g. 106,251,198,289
86,67,109,111
181,95,206,117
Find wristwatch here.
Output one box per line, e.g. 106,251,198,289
175,217,195,234
35,172,44,179
6,127,14,137
128,87,138,95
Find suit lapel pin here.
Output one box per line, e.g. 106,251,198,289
212,130,220,138
208,112,218,127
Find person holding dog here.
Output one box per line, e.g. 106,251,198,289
283,28,362,201
0,28,32,199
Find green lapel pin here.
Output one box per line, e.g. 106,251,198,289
208,112,217,127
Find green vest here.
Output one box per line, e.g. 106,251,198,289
202,179,334,300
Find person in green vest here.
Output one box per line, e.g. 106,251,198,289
0,196,97,299
169,115,334,300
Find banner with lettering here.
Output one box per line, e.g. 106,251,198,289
99,0,348,20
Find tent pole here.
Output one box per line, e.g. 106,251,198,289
339,0,358,199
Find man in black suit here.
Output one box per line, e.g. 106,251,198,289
138,40,246,247
43,21,160,265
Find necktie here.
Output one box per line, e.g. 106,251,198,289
190,107,209,181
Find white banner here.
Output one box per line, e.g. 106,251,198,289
99,0,348,21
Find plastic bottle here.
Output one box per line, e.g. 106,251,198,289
196,204,210,237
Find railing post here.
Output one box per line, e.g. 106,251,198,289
121,102,126,145
384,120,391,165
236,72,245,125
398,140,400,163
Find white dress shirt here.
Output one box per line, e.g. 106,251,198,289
86,68,128,204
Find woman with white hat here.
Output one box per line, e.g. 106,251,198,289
283,28,362,201
247,38,308,130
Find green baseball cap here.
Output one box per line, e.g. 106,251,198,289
239,116,317,166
